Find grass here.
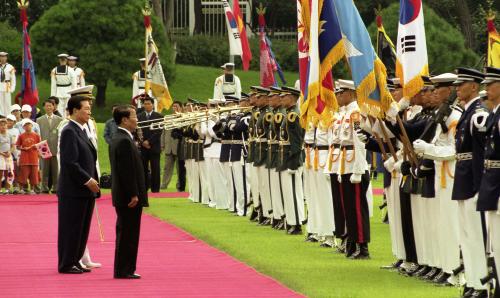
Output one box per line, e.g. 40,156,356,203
146,197,458,298
16,64,299,122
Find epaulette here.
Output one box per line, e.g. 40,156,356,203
287,111,298,122
472,106,490,131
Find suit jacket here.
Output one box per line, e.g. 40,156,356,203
57,120,99,199
36,114,63,154
161,129,178,155
110,129,149,208
138,111,163,154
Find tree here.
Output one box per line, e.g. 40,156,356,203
0,0,58,28
0,21,22,71
30,0,175,107
367,3,480,74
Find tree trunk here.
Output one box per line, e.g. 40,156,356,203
455,0,475,50
95,83,107,107
151,0,163,20
164,0,174,37
193,0,202,34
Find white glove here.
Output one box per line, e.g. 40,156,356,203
355,130,368,143
350,173,362,184
393,159,403,172
287,169,298,174
398,97,410,110
413,139,430,155
383,156,395,172
337,174,342,183
228,119,237,130
385,101,400,122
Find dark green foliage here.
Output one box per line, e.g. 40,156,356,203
0,21,22,71
174,35,298,72
367,3,480,74
30,0,175,105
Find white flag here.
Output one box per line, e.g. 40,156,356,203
222,0,243,56
396,0,429,99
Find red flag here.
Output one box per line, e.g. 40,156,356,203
18,0,39,107
233,0,252,70
257,6,275,87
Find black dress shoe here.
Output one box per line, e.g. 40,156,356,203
59,266,83,274
114,273,141,279
381,259,403,270
287,225,302,235
249,209,259,221
305,233,318,242
469,289,488,298
75,264,92,273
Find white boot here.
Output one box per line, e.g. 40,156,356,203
81,246,102,268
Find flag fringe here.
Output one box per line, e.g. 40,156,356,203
402,64,428,99
356,59,394,118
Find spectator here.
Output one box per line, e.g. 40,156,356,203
160,101,182,189
6,115,20,194
16,119,41,194
37,99,63,193
48,96,63,117
15,105,40,134
10,104,21,122
104,104,119,146
0,118,15,194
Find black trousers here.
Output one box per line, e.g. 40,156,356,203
176,159,186,191
114,206,143,277
57,196,95,272
399,188,418,263
142,150,161,192
330,174,346,238
340,172,370,244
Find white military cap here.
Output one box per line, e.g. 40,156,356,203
338,79,355,91
21,118,33,127
6,115,16,121
10,104,21,112
57,53,69,58
208,98,225,104
430,73,458,87
0,52,8,56
220,63,235,69
453,67,484,85
67,56,78,60
21,104,32,112
482,67,500,84
68,85,94,97
479,90,487,99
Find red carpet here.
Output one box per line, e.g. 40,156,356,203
0,194,303,297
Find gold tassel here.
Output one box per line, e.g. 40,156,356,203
339,148,346,175
313,147,319,171
305,147,311,169
327,148,333,172
440,161,447,189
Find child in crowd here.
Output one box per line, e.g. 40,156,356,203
0,118,15,194
16,119,41,194
6,115,20,194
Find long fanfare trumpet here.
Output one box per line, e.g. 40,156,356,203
137,105,253,130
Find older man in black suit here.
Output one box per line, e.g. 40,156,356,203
57,86,100,274
137,96,163,192
110,105,148,279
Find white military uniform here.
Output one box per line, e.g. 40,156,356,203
51,65,77,116
72,66,85,88
0,63,16,116
303,121,317,237
213,74,241,100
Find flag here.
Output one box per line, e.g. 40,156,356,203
301,0,344,125
35,140,53,159
232,0,252,70
143,7,173,112
222,0,243,57
333,0,393,116
487,12,500,67
375,10,397,76
297,0,311,95
257,4,286,88
395,0,429,99
17,0,39,107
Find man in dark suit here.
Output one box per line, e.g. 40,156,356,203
138,96,163,192
57,86,100,274
110,105,148,279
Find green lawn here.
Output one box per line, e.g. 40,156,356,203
18,64,299,122
146,197,458,298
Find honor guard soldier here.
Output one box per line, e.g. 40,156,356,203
67,56,85,88
247,87,270,222
0,52,16,116
412,73,463,285
213,63,242,100
278,87,305,235
477,67,500,297
303,117,319,241
451,67,489,298
336,80,370,259
51,53,77,116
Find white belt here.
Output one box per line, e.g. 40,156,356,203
456,152,473,161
